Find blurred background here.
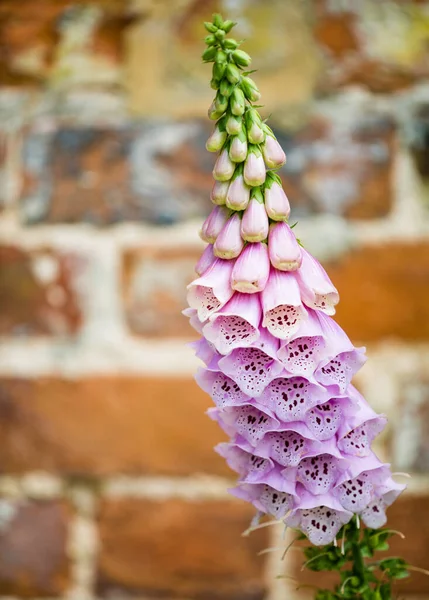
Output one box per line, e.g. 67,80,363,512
0,0,429,598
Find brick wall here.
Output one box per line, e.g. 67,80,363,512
1,1,429,599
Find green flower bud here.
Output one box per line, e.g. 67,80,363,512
204,22,218,33
230,87,246,116
215,29,225,40
225,63,241,85
221,20,236,33
245,108,264,143
226,114,242,135
213,61,226,80
240,76,261,102
220,78,234,97
202,46,216,62
213,13,223,28
232,49,251,67
210,78,219,90
205,34,216,45
223,38,238,50
215,91,228,114
215,50,227,64
208,100,225,121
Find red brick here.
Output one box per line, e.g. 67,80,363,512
277,112,396,220
20,123,212,226
96,498,268,599
0,377,229,477
0,246,82,336
122,246,200,338
0,500,70,597
326,243,429,342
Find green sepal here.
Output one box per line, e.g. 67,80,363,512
212,13,223,28
221,19,236,33
250,186,264,204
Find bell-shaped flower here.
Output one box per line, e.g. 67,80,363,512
240,188,269,243
268,222,302,271
295,248,339,315
187,258,235,321
261,268,307,340
231,242,270,293
214,213,244,259
200,205,230,244
203,292,262,354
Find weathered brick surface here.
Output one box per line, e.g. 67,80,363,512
313,2,429,93
327,243,429,342
0,246,82,336
123,246,200,338
96,498,268,599
20,122,213,225
0,377,229,477
278,111,396,220
0,500,70,597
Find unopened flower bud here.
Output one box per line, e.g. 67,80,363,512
223,38,238,50
220,79,234,98
213,61,227,80
231,242,270,293
241,190,269,242
262,133,286,168
245,108,264,144
240,76,260,102
268,221,302,271
205,34,216,45
204,21,218,33
215,29,225,40
229,130,247,163
226,114,242,135
206,118,227,152
244,146,266,187
225,63,241,85
211,180,230,205
200,205,230,243
213,147,236,181
230,87,245,116
210,78,219,90
213,13,223,28
208,100,225,121
264,174,290,221
214,213,244,259
195,244,216,276
221,19,236,33
202,46,217,62
226,167,251,210
215,50,227,64
232,49,251,67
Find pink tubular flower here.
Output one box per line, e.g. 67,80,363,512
210,180,229,205
203,292,262,354
244,147,266,187
186,20,406,549
187,258,235,321
268,222,302,271
241,192,269,243
213,147,236,181
261,269,307,340
200,206,230,244
214,213,244,259
231,242,270,293
264,176,290,221
262,134,286,169
295,248,339,315
195,244,216,276
226,170,251,211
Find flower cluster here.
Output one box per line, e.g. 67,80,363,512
184,15,405,546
